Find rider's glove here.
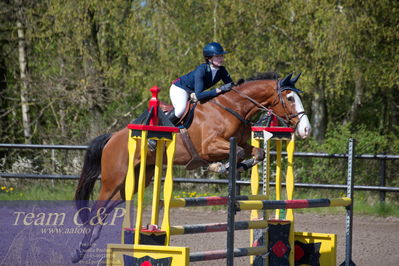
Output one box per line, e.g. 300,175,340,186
217,82,233,94
190,93,198,102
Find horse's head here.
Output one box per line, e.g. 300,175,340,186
271,73,311,139
223,72,311,139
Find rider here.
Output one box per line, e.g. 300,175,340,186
166,42,234,125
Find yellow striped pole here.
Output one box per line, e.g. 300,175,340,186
168,195,269,208
236,197,352,211
169,220,269,236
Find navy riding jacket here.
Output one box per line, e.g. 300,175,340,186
173,63,233,101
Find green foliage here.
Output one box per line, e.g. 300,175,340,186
304,123,393,154
295,123,399,202
1,0,398,143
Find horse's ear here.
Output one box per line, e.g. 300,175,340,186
290,72,302,84
279,73,293,87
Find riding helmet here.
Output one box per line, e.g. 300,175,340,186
203,42,229,57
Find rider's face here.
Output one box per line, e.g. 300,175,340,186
210,54,224,67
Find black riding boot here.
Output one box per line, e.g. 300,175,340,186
166,110,180,126
148,111,180,151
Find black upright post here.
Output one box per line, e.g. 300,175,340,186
236,171,241,196
379,158,386,202
341,138,356,266
227,137,237,266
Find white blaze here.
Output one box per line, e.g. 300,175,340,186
287,92,311,138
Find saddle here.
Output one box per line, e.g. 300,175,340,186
159,100,207,170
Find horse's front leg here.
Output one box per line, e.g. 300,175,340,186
232,143,265,172
204,137,246,173
242,142,265,162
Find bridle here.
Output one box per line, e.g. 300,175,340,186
276,83,307,129
209,82,306,130
227,81,306,129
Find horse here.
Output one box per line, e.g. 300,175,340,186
71,72,311,263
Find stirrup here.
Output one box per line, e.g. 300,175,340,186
148,139,157,151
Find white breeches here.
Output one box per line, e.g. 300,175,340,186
170,84,189,118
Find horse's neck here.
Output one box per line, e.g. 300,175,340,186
226,80,277,120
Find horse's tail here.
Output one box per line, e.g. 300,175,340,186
74,133,112,222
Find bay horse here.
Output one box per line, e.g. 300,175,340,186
71,72,311,263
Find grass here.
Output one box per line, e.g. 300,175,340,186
1,180,398,217
0,180,77,200
354,192,399,217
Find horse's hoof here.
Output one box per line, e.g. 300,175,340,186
253,147,265,161
71,249,84,264
208,162,228,173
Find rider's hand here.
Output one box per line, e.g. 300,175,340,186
217,82,233,94
190,93,198,102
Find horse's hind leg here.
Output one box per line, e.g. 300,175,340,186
71,182,124,263
87,193,124,244
71,194,123,264
72,165,126,263
72,153,157,263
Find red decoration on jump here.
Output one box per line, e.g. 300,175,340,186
295,245,305,261
148,86,160,126
127,86,178,133
284,199,310,209
270,115,279,127
271,240,289,258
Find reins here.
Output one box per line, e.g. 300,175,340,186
210,82,305,129
230,87,290,124
209,99,251,125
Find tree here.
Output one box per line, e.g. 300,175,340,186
0,0,398,145
16,7,32,143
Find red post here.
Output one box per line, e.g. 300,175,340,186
270,115,279,127
148,86,160,126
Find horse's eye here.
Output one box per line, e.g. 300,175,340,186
287,96,295,102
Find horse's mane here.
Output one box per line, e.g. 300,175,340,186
236,71,280,85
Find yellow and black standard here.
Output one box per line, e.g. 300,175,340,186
106,86,189,266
